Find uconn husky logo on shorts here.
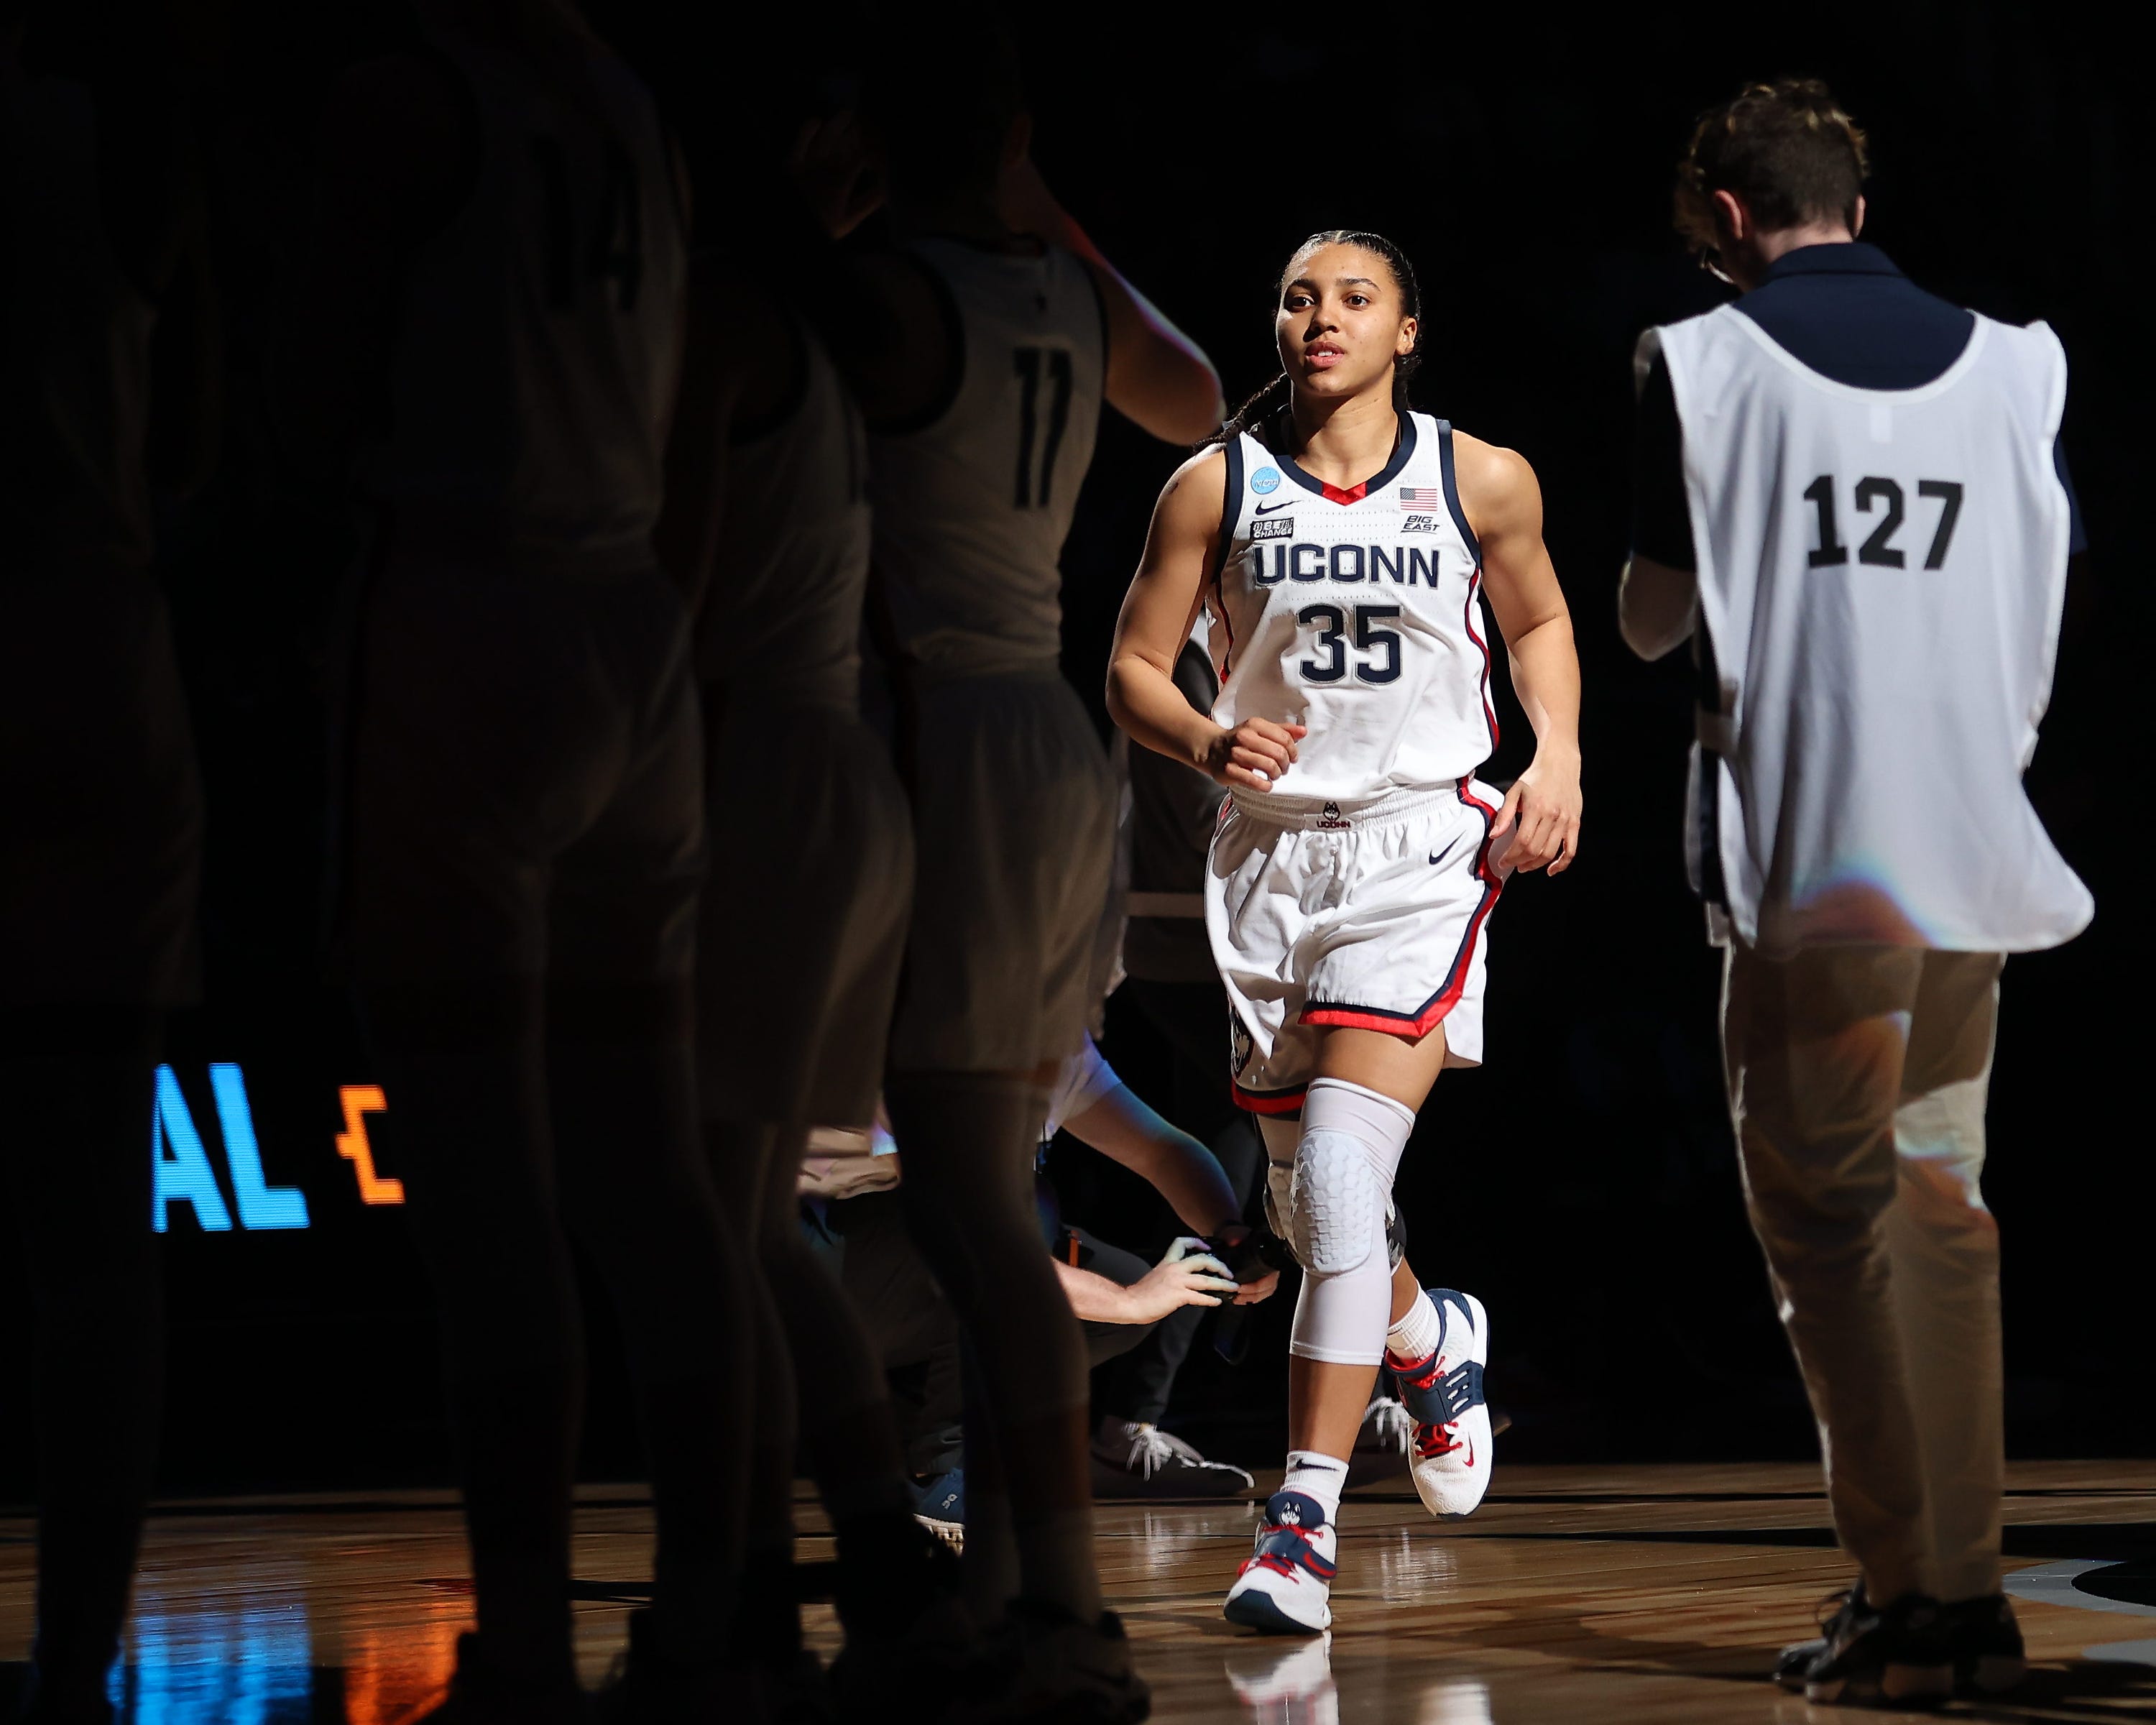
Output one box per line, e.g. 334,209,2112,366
1210,411,1501,801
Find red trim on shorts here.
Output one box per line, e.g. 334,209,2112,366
1232,1080,1308,1116
1300,1000,1455,1036
1294,781,1506,1042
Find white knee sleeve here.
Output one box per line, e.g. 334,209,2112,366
1286,1078,1416,1366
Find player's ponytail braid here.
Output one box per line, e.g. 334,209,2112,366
1201,228,1424,449
1202,372,1289,448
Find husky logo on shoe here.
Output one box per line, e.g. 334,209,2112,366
1316,801,1350,829
1266,1490,1326,1531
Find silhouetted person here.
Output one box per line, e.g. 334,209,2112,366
1,3,208,1718
655,229,962,1698
280,1,751,1716
788,23,1222,1715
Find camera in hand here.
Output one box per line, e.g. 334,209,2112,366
1205,1225,1289,1365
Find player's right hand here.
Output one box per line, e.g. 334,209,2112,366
1123,1237,1240,1324
1206,717,1307,791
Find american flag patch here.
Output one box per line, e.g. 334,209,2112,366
1399,487,1444,509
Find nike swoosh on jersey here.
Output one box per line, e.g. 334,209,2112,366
1252,500,1293,515
1428,837,1462,866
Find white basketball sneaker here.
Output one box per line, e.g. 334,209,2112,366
1388,1289,1493,1519
1222,1488,1339,1634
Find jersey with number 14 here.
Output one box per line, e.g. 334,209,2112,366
1210,410,1496,805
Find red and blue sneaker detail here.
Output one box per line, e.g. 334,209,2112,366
1222,1489,1340,1634
1388,1288,1493,1519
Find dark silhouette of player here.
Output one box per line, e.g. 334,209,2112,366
783,22,1222,1716
280,1,753,1716
1,1,211,1717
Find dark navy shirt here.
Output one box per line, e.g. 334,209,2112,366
1631,242,2084,569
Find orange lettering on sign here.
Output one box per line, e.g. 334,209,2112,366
336,1085,404,1205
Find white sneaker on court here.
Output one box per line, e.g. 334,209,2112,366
1388,1289,1492,1519
1222,1489,1338,1635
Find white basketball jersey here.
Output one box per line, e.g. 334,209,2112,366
867,237,1105,675
0,61,157,568
1211,410,1497,805
1644,304,2091,954
696,321,867,708
359,29,686,567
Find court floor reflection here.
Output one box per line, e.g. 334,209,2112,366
111,1597,315,1723
3,1465,2151,1724
1219,1634,1498,1725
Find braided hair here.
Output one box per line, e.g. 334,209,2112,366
1204,229,1424,448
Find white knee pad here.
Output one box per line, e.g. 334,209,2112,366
1289,1129,1384,1275
1285,1078,1417,1366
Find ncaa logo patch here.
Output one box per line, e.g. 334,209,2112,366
1250,466,1283,494
1401,514,1439,533
1250,515,1292,540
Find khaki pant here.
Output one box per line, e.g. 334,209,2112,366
1721,943,2005,1604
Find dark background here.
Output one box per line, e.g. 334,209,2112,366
1,0,2142,1499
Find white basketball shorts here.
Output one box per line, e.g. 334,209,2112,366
888,668,1115,1074
700,695,913,1129
1206,780,1514,1115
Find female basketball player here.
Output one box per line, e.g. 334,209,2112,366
1107,231,1583,1633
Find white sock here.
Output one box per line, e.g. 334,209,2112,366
1279,1450,1348,1525
1387,1287,1443,1364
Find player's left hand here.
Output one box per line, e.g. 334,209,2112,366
1490,753,1582,875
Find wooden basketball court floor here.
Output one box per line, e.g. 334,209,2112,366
6,1461,2156,1721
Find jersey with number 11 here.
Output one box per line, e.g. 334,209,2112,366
867,237,1105,677
1210,411,1498,806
